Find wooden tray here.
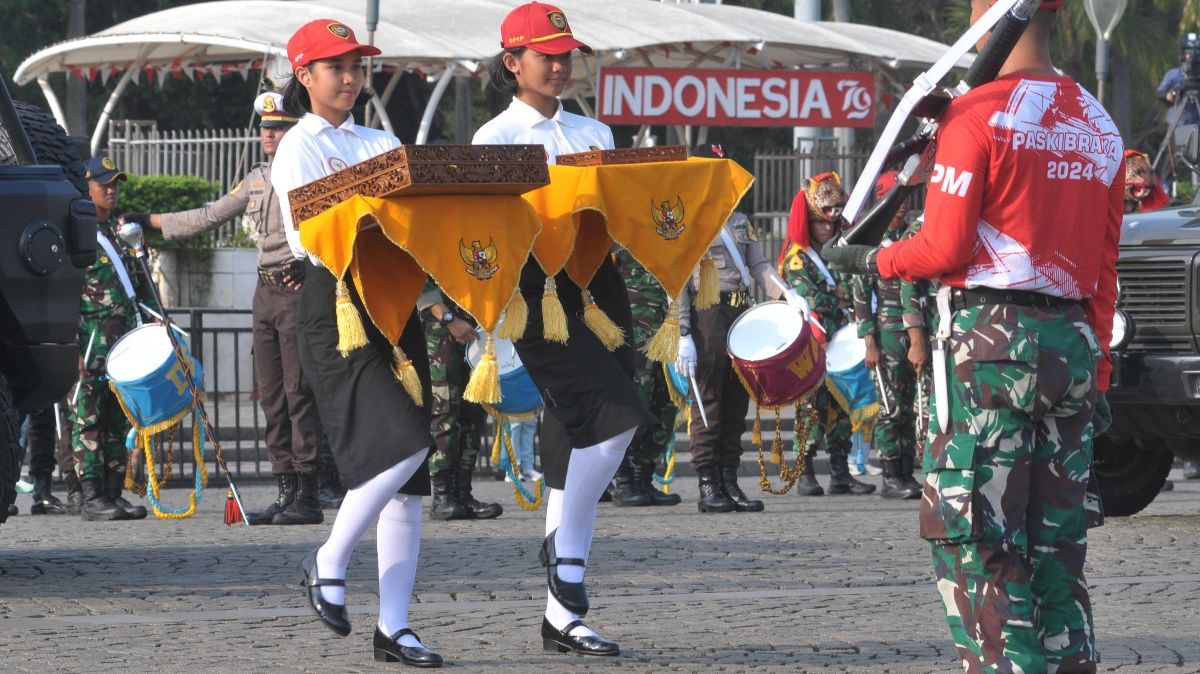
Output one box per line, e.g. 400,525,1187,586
289,144,550,224
555,145,688,167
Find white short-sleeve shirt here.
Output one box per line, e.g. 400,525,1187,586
272,112,401,262
472,97,615,161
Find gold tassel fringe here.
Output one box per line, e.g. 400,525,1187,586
581,289,625,351
541,276,569,343
752,409,762,446
496,292,529,342
644,303,681,364
464,335,503,405
335,279,369,356
391,345,423,406
695,256,720,310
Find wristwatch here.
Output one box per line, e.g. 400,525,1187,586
439,310,455,325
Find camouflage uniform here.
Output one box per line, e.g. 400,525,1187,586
897,219,936,447
922,302,1100,672
69,219,144,481
619,251,677,465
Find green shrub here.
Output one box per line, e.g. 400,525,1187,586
121,174,220,251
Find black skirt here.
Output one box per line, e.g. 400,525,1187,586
516,256,653,490
297,261,432,493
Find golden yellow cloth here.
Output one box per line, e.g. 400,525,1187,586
522,157,754,298
299,193,542,340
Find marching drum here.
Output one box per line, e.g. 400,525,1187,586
465,327,542,417
726,301,825,408
824,325,879,425
106,324,204,430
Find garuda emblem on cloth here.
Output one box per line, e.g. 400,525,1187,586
460,238,500,280
651,197,686,240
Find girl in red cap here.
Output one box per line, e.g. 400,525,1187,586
270,18,443,668
472,1,653,659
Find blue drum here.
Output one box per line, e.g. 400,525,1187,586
824,325,879,434
106,324,204,430
465,327,542,417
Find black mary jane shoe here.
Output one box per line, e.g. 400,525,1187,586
373,627,443,668
541,618,620,657
298,548,351,637
538,529,589,616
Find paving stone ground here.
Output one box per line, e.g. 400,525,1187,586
1,469,1198,673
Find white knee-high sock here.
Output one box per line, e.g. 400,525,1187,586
544,427,636,635
377,493,424,648
315,449,428,605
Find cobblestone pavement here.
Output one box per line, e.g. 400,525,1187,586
1,469,1198,673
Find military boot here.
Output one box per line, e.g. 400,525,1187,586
317,468,346,509
247,473,296,525
29,473,67,515
633,458,680,506
718,465,764,512
795,447,824,496
105,469,147,520
609,458,650,507
272,472,324,525
828,451,876,495
430,470,468,520
697,467,736,513
456,467,502,519
899,454,924,493
879,458,920,500
64,473,83,515
80,478,129,521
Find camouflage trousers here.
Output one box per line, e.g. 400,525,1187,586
796,383,852,459
921,303,1100,673
69,373,130,481
871,327,927,461
627,285,677,464
424,319,485,476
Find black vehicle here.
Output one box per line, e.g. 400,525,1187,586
0,73,97,524
1102,127,1200,516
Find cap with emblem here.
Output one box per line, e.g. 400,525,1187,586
500,2,592,55
287,19,382,70
83,154,127,184
255,91,298,128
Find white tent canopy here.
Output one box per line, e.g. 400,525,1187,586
15,0,966,151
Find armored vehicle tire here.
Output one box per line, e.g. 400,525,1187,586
1093,435,1174,517
11,100,87,195
0,374,22,525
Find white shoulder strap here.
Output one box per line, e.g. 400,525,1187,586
717,226,752,290
95,231,138,303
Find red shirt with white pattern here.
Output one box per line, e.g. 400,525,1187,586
876,72,1124,389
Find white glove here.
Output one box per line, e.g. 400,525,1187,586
675,334,697,378
784,289,811,319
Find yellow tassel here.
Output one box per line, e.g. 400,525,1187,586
334,279,369,356
391,345,423,406
643,304,681,364
770,407,783,465
581,289,625,351
753,409,762,447
541,276,569,343
695,256,720,310
496,292,529,342
464,335,503,405
490,422,503,464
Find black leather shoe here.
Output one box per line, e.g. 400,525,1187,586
696,467,735,513
373,627,443,667
298,548,350,636
540,618,619,657
718,465,764,512
538,529,588,616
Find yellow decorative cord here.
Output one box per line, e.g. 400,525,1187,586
498,421,543,511
142,419,208,519
334,278,369,356
695,256,720,310
581,289,625,351
541,276,569,343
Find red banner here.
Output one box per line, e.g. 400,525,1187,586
598,67,875,128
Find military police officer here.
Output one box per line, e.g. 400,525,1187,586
132,92,325,525
675,145,807,513
71,154,153,521
419,284,502,521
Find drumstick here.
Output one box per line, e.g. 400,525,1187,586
873,365,893,416
71,329,97,406
139,302,190,338
688,372,709,428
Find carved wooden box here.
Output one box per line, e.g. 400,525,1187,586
555,145,688,167
288,144,550,224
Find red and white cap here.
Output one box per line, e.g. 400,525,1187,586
287,19,381,70
500,2,592,55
